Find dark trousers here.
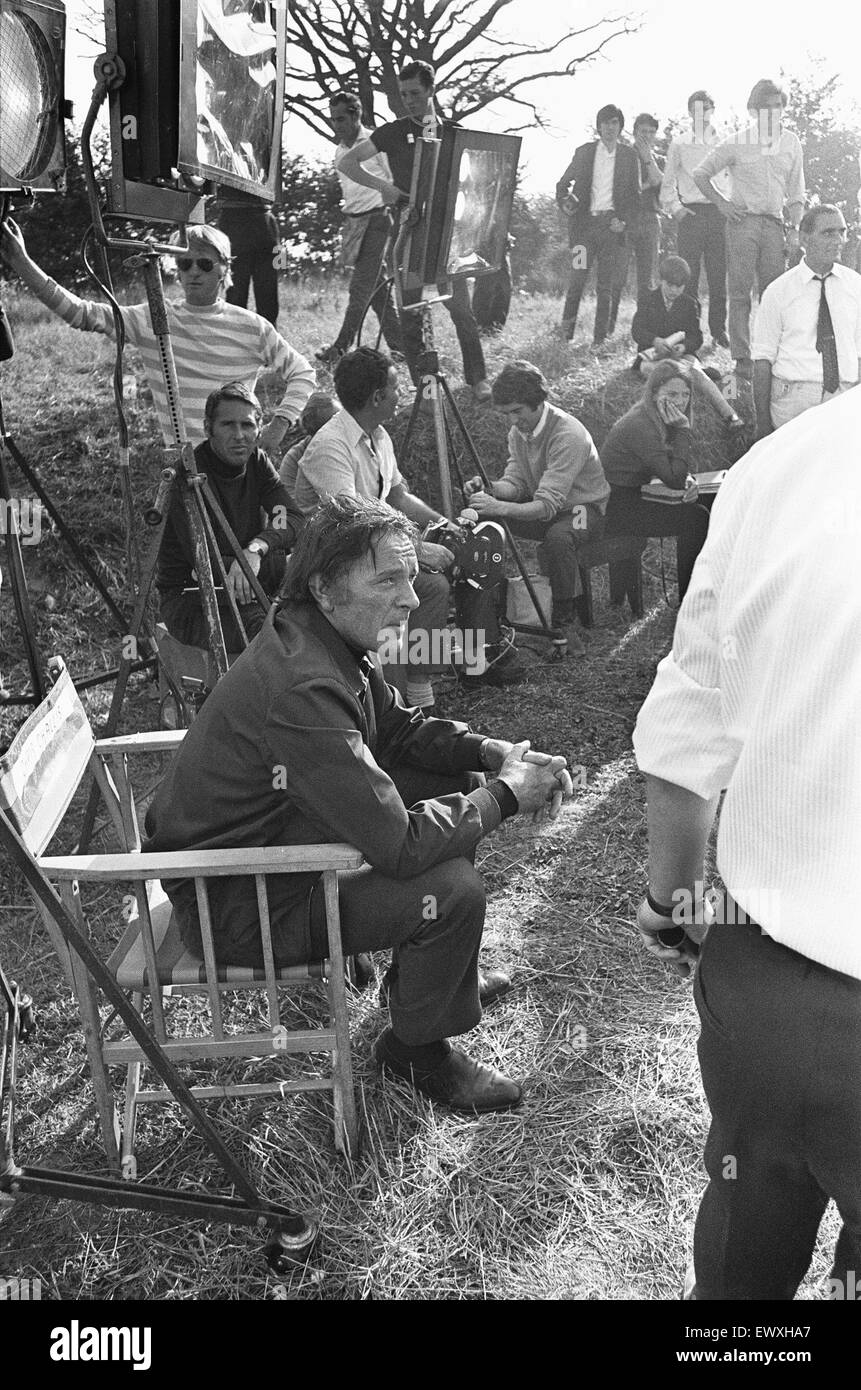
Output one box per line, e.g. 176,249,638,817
562,213,629,342
297,767,487,1046
677,203,727,340
605,487,709,600
335,210,404,354
508,503,606,608
402,278,487,386
219,207,280,326
691,906,861,1300
159,553,285,653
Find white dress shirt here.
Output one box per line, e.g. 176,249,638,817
295,408,404,514
590,141,616,213
334,126,393,214
633,388,861,979
693,127,805,219
751,259,861,383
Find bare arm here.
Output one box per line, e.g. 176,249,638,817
644,774,720,905
753,360,774,440
337,137,404,205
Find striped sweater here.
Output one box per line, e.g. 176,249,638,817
37,285,315,447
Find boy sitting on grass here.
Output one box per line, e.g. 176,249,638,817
632,255,746,440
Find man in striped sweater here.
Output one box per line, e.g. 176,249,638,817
0,220,314,453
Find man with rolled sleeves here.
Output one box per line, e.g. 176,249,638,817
692,78,805,376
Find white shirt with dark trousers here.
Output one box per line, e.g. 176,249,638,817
752,258,861,425
590,142,616,213
633,388,861,1300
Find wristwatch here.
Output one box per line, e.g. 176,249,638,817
247,538,268,556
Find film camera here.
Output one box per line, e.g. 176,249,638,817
422,510,505,588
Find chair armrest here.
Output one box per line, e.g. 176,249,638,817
39,843,366,881
94,730,187,755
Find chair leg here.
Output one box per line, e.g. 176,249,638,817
59,882,121,1173
628,551,645,617
120,992,144,1178
322,873,359,1159
70,953,122,1173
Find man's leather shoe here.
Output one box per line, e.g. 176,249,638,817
374,1032,523,1113
379,965,512,1010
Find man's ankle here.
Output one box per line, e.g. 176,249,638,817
384,1029,451,1071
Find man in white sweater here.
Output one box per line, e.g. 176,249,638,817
464,360,609,655
0,219,314,452
633,388,861,1300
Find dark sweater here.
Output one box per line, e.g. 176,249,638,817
631,287,704,356
143,602,507,956
156,441,303,597
599,402,692,491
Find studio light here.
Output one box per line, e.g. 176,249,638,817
0,0,67,193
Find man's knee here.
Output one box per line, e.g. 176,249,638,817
426,858,486,924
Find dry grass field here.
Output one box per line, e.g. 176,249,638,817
0,270,841,1306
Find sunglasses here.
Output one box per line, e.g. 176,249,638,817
175,256,219,273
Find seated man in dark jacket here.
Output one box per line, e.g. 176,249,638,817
156,382,304,652
632,256,746,436
144,495,573,1113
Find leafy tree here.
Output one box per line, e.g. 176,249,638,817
783,66,861,218
275,155,343,268
284,0,636,137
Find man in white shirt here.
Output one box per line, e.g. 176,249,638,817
752,204,861,437
692,78,805,374
314,91,404,367
555,104,641,345
660,90,730,348
632,388,861,1299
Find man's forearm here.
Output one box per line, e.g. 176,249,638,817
337,151,391,196
691,170,723,208
644,774,720,904
391,487,442,528
491,497,549,523
753,360,774,437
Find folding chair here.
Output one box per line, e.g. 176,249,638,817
1,658,363,1175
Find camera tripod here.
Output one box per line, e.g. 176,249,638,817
401,345,567,658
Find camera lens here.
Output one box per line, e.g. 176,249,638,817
655,925,687,948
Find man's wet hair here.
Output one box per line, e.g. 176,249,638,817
280,494,418,604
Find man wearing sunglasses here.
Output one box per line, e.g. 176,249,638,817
0,221,314,453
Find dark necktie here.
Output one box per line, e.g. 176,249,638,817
814,274,840,395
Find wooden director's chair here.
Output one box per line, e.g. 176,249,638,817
0,658,362,1180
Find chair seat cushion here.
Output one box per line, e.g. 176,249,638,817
107,892,326,989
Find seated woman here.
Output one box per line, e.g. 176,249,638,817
600,360,711,601
632,254,746,442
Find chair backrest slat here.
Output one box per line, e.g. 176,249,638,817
255,875,280,1029
0,663,94,856
194,879,224,1039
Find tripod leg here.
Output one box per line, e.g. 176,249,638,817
5,437,129,632
0,442,46,702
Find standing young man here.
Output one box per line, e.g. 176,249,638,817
660,90,730,349
336,61,492,403
555,104,641,345
692,78,805,376
629,113,665,308
314,90,405,366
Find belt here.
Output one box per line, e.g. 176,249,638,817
343,206,387,218
681,201,712,211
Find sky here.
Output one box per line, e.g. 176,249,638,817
61,0,860,196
